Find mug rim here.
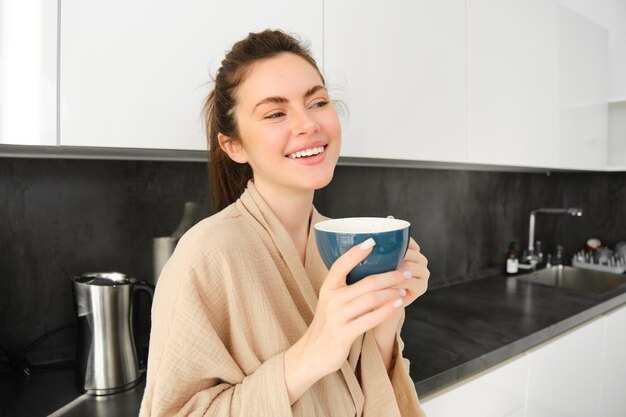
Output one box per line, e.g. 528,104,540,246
314,217,410,233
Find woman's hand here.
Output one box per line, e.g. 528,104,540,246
284,238,407,404
397,237,429,306
372,237,430,371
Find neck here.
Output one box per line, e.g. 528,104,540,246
253,179,314,262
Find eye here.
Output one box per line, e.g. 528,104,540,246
264,111,286,120
310,100,329,109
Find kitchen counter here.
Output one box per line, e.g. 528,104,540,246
3,269,626,416
402,271,626,398
0,369,145,417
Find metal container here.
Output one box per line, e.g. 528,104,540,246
152,236,177,284
72,272,154,395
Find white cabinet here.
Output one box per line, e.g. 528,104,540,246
526,316,604,417
599,305,626,417
421,354,528,417
558,5,608,170
323,0,468,163
59,0,323,151
0,0,57,146
5,0,613,168
559,0,626,101
467,0,560,168
608,102,626,169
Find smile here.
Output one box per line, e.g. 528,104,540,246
287,145,326,159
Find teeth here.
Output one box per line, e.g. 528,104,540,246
288,146,325,159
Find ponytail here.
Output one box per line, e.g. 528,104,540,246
204,90,253,213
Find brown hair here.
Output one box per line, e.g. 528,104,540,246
203,29,324,213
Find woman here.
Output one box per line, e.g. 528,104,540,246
140,29,429,417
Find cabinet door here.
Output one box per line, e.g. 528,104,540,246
324,0,468,163
608,102,626,169
60,0,322,151
526,317,604,417
468,0,559,168
558,5,608,170
0,0,57,146
421,354,528,417
559,0,626,101
599,305,626,417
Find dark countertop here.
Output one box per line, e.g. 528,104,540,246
3,269,626,416
0,369,145,417
402,271,626,398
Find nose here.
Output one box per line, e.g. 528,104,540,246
292,108,320,136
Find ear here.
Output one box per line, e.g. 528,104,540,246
218,133,248,164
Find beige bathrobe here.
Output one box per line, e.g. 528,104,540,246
139,182,425,417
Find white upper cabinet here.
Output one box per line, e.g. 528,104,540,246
324,0,468,163
558,5,608,170
468,0,560,168
59,0,323,151
608,102,626,169
0,0,57,146
559,0,626,101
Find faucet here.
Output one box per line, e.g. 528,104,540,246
526,207,583,265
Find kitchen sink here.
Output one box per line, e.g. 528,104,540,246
516,265,626,295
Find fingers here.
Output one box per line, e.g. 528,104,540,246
324,238,376,290
349,298,403,337
396,255,430,304
341,287,405,322
343,270,408,302
401,268,429,299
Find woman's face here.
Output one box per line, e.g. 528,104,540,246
226,52,341,195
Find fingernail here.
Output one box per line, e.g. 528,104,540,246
393,298,403,308
360,238,376,250
403,271,412,279
398,288,407,297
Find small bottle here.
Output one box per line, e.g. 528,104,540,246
505,241,519,275
555,245,565,266
535,241,544,265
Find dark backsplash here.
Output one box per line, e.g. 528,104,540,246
317,166,626,288
1,156,625,364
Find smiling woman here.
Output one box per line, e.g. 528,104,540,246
139,29,429,417
203,31,340,213
216,51,341,205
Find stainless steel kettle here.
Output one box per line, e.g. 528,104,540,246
72,272,154,395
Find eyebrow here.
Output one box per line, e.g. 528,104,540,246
251,85,327,114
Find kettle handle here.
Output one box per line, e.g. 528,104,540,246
134,280,155,301
132,280,155,371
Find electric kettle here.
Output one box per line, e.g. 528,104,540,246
72,272,154,395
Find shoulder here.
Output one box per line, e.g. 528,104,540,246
177,204,251,259
154,204,252,296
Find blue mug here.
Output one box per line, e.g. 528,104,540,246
314,217,411,285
